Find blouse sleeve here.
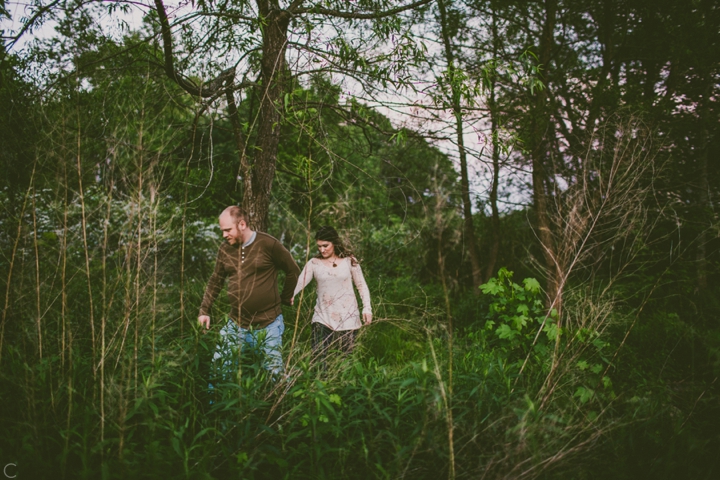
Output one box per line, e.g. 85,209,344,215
350,262,372,315
293,259,315,298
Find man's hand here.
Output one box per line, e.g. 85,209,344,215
198,315,211,330
290,297,294,306
363,313,372,325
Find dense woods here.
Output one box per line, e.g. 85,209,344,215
1,0,718,478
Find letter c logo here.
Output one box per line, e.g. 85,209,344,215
3,463,16,479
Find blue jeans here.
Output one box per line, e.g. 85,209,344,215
213,314,285,377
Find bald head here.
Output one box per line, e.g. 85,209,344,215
221,206,248,226
219,206,252,245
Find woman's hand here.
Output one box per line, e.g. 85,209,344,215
363,313,372,325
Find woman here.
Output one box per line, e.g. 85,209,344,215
293,226,372,359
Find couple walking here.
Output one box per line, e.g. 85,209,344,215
198,206,372,375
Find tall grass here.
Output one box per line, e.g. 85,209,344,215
0,162,630,478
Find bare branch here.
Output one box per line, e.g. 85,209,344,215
294,0,432,20
287,0,306,13
153,0,240,98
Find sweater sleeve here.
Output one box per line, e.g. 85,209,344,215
199,248,227,316
351,263,372,315
293,259,315,298
272,240,301,306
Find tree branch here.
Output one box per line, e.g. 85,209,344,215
153,0,238,98
294,0,432,20
5,0,63,50
287,0,306,13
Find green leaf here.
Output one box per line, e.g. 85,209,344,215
497,267,513,281
480,278,503,295
496,323,517,340
171,437,182,457
523,277,541,294
193,428,213,443
543,322,559,341
512,315,528,330
574,386,594,404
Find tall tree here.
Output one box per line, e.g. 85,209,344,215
464,0,720,314
483,5,501,281
150,0,432,230
435,0,484,291
528,0,561,311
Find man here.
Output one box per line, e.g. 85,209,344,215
198,206,300,375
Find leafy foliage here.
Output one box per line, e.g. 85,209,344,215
480,268,557,348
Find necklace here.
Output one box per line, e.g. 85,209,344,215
331,256,337,267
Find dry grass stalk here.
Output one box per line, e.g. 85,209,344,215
0,163,35,364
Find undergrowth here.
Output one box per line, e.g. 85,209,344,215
5,267,704,479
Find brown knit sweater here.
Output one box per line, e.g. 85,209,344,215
199,232,300,328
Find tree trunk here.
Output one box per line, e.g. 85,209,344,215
153,0,290,232
456,117,484,291
696,81,711,292
484,9,501,281
485,99,501,282
245,2,291,231
531,0,561,313
437,0,484,292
